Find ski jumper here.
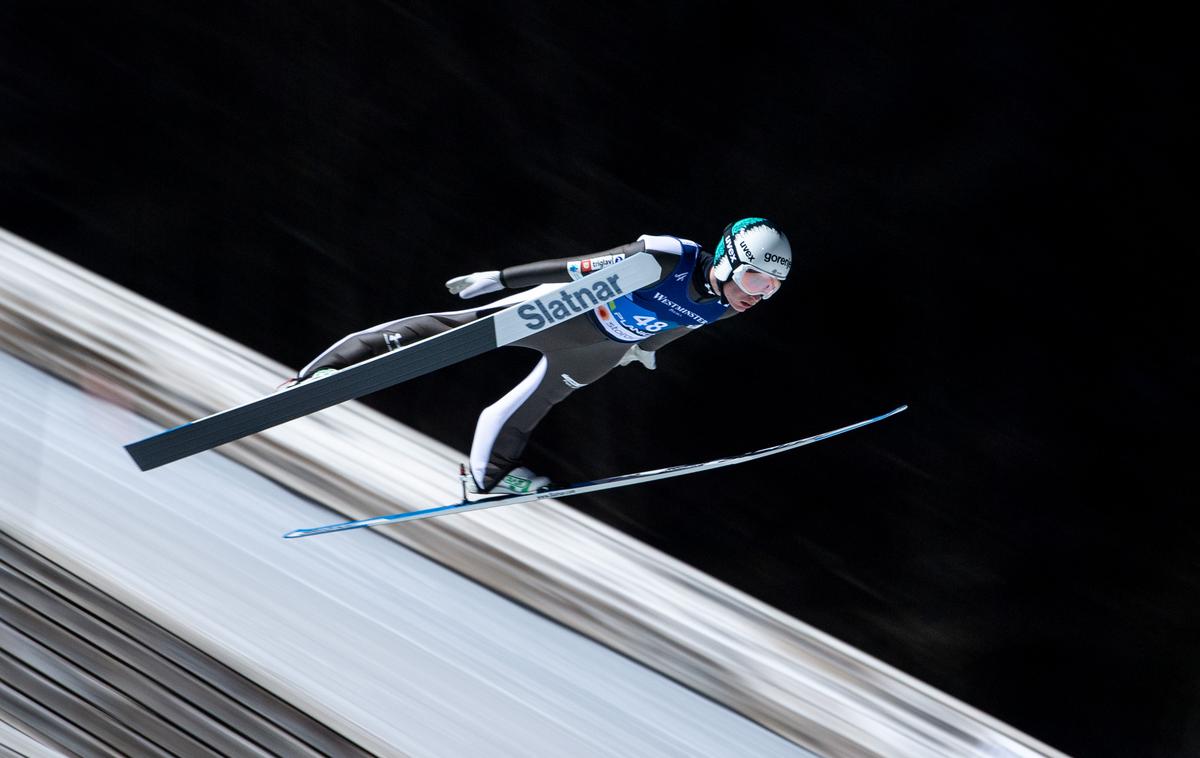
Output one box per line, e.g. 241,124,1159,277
296,234,737,489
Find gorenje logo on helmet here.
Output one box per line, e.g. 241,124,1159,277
763,252,791,269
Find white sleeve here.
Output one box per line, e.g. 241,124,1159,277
636,234,695,255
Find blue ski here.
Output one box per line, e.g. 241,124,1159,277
283,405,907,538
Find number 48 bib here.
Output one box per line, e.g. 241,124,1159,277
568,236,729,344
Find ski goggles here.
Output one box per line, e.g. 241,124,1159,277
731,266,783,299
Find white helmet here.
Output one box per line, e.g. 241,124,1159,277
710,217,792,301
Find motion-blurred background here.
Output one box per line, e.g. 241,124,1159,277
1,3,1190,756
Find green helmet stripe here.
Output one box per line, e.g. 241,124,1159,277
715,217,770,264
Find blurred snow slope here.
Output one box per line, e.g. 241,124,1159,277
0,350,808,758
0,227,1065,757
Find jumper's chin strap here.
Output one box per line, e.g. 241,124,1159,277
699,259,731,306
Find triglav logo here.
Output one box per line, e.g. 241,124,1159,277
573,253,625,276
518,274,626,329
569,254,625,281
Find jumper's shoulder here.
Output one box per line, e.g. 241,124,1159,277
636,234,699,255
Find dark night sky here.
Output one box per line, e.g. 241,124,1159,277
1,3,1192,756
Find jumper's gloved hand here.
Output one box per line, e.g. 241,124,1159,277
618,344,656,370
445,271,503,299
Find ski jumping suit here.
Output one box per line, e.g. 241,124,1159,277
296,234,737,489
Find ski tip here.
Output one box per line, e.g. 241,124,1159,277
877,404,908,422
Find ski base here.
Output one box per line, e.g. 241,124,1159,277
283,405,907,539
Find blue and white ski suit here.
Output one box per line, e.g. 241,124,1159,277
298,234,739,489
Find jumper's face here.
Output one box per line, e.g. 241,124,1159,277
710,266,767,312
725,279,763,312
731,267,782,299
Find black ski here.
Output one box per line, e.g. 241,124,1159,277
125,253,661,471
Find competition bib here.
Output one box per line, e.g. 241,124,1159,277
567,236,728,343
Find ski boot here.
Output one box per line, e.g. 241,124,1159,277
460,464,551,499
276,367,339,392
